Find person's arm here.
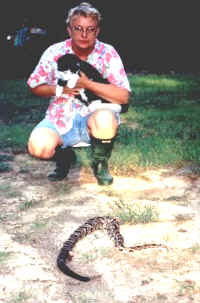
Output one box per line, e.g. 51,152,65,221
30,85,55,97
30,84,81,98
77,72,130,105
27,42,83,99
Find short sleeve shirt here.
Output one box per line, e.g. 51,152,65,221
27,39,131,134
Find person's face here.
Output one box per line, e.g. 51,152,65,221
67,16,100,52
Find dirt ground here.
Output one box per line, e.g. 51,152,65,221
1,152,200,303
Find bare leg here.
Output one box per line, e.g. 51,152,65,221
28,127,63,159
28,127,75,181
87,109,118,139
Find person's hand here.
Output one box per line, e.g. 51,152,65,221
76,72,90,89
62,86,81,96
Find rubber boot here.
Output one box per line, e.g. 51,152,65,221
91,137,115,185
48,146,76,181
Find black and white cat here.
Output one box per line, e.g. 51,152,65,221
56,54,128,113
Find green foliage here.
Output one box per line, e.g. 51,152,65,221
0,183,21,198
31,221,47,230
0,124,32,149
7,291,30,303
0,251,11,263
112,200,159,224
19,200,40,211
0,79,46,151
190,244,200,254
0,161,12,172
112,73,200,172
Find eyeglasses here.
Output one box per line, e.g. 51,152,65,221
70,25,97,35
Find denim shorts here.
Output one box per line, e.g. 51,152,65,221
34,110,120,148
34,113,91,148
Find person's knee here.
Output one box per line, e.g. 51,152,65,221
88,109,118,139
28,128,61,159
28,139,54,159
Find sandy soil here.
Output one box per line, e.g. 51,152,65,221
1,152,200,303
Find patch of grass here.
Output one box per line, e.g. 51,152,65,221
99,188,122,198
189,244,200,254
98,246,112,257
31,221,47,230
112,73,200,173
0,251,11,263
19,199,40,211
0,214,6,221
112,200,159,224
80,252,97,263
7,291,30,303
70,292,115,303
177,279,197,297
0,124,32,150
0,183,21,198
0,154,14,161
175,212,195,221
12,233,30,244
0,161,12,172
54,183,72,195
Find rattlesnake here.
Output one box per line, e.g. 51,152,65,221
57,216,167,282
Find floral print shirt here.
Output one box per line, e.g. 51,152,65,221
27,39,131,135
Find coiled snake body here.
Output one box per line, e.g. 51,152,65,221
57,216,166,282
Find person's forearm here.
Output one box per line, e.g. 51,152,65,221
85,80,129,104
30,85,81,98
30,85,56,98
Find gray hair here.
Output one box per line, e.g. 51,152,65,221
66,2,101,26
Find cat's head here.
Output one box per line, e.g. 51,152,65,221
57,54,81,74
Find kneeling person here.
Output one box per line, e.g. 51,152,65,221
27,2,131,185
